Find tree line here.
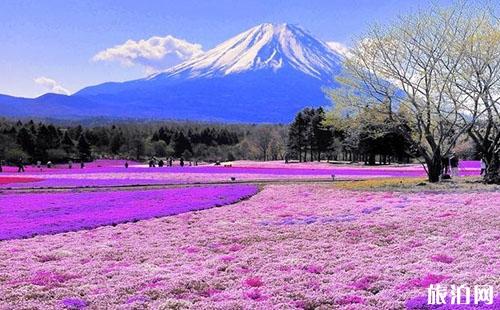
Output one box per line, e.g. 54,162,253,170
287,107,413,164
0,119,288,164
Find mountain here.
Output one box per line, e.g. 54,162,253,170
0,23,344,123
153,23,341,81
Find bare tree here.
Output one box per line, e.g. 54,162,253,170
268,126,288,160
330,3,490,182
453,13,500,183
252,126,274,161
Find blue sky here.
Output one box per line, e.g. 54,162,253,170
0,0,474,97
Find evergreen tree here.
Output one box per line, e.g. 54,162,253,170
16,127,36,157
311,107,331,161
173,132,192,157
110,132,124,154
130,138,145,160
288,112,307,162
61,131,75,154
77,134,92,161
47,124,61,149
35,125,51,161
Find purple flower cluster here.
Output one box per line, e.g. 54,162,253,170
259,214,358,226
0,185,258,240
61,298,88,309
361,205,383,214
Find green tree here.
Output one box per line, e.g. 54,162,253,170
77,134,92,161
172,132,192,157
61,131,75,155
110,132,124,155
130,138,145,160
288,112,307,162
16,127,36,157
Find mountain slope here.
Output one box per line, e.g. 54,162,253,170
0,23,343,123
151,23,342,80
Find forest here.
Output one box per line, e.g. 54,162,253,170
0,109,478,168
0,119,287,164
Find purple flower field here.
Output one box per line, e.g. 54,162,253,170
0,160,495,309
0,160,481,176
0,160,482,189
1,184,498,309
0,177,183,189
0,185,258,241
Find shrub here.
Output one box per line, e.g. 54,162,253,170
4,148,28,164
47,148,69,163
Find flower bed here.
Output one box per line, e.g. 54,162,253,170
0,185,258,240
0,184,497,309
0,177,44,185
0,177,183,189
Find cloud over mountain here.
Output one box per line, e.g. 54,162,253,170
93,35,204,73
326,41,352,58
34,77,70,95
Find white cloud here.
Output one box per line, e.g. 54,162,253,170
92,35,204,73
326,41,352,58
34,77,70,95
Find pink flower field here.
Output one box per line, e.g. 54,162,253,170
1,182,498,309
0,160,482,189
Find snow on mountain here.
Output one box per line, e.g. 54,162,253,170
149,23,343,81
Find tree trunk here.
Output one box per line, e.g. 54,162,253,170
426,155,442,183
368,154,376,165
484,155,500,184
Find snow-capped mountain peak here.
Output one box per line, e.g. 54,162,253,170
150,23,342,81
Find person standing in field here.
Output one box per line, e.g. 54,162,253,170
442,157,450,176
450,155,459,177
480,155,487,176
68,160,73,169
17,157,25,172
125,161,129,168
180,157,185,167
